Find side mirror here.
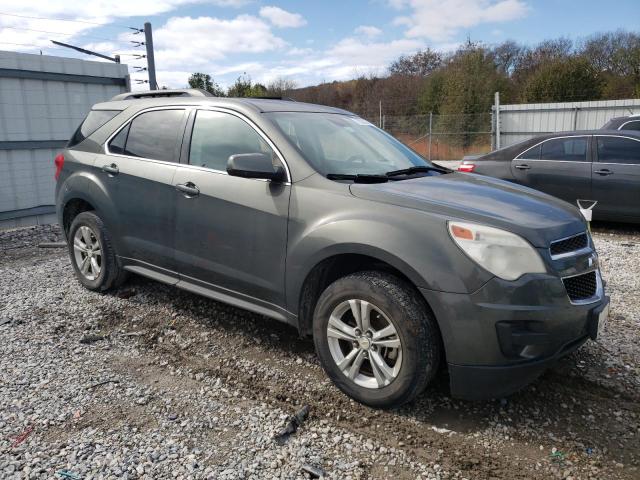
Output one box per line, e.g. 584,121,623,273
227,153,286,182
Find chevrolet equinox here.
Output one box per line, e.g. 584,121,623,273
55,89,610,408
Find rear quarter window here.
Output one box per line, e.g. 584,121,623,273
68,110,120,147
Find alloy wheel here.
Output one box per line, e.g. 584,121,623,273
326,299,403,389
73,226,102,281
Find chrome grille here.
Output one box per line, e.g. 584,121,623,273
562,271,597,302
550,233,588,257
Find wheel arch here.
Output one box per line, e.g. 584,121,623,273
293,245,432,338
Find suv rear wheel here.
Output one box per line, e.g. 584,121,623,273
68,211,126,291
313,271,441,408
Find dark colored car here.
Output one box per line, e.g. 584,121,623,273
601,114,640,131
55,89,609,408
461,131,640,223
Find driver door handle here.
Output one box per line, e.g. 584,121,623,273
102,163,119,175
175,182,200,197
594,169,613,176
515,164,531,170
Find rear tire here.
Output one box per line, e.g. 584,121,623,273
313,271,441,408
68,211,127,291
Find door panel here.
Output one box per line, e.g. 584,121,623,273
592,136,640,220
95,108,187,271
95,155,177,267
173,168,290,306
511,136,592,205
173,109,291,308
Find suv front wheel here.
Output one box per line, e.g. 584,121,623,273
68,211,127,291
313,271,441,408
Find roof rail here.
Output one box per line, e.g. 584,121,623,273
111,88,213,101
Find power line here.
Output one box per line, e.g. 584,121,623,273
0,11,133,29
0,25,124,43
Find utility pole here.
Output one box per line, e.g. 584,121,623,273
144,22,157,90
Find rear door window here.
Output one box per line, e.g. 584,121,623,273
517,143,541,159
540,137,588,162
109,109,185,162
620,120,640,131
68,110,120,147
597,136,640,165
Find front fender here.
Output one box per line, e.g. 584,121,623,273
285,209,492,316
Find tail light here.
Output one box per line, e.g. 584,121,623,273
54,153,65,180
458,162,475,173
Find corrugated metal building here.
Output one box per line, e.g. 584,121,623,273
496,98,640,148
0,51,129,229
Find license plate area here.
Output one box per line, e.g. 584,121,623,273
588,297,610,341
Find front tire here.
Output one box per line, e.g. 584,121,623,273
313,271,441,408
68,211,126,291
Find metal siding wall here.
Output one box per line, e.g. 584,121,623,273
498,99,640,147
0,51,129,229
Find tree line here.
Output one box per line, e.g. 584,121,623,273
187,31,638,149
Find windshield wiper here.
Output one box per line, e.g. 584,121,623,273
326,173,389,183
385,165,450,177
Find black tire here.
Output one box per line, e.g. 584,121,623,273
67,211,127,292
313,271,441,408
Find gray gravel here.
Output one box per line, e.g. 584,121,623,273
1,224,638,479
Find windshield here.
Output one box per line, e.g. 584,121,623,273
267,112,434,176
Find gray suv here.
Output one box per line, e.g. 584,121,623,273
55,89,610,408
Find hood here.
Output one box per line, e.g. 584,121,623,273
349,173,586,247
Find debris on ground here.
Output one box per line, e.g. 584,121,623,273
79,334,106,344
86,379,120,390
10,424,34,448
56,470,82,480
273,405,310,444
301,463,325,478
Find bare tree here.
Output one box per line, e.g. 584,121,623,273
389,49,442,77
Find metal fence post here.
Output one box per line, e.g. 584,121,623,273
428,112,433,161
379,100,382,128
494,91,501,150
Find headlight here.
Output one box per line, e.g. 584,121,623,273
448,221,546,281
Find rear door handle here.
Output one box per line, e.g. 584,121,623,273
102,163,119,175
594,169,613,176
515,164,531,170
175,182,200,197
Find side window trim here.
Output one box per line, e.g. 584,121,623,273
104,106,189,165
181,107,291,183
594,134,640,165
536,135,590,163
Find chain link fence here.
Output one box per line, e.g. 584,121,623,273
363,113,493,161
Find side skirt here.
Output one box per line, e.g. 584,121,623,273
122,263,297,327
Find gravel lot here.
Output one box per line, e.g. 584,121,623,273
1,223,638,479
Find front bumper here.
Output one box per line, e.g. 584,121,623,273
420,271,609,401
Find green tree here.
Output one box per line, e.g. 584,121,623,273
432,46,509,147
522,57,603,102
227,76,268,97
187,72,225,96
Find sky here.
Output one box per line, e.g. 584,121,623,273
0,0,639,90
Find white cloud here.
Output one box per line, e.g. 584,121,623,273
259,6,307,28
388,0,529,41
0,1,249,54
154,15,287,69
354,25,382,37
